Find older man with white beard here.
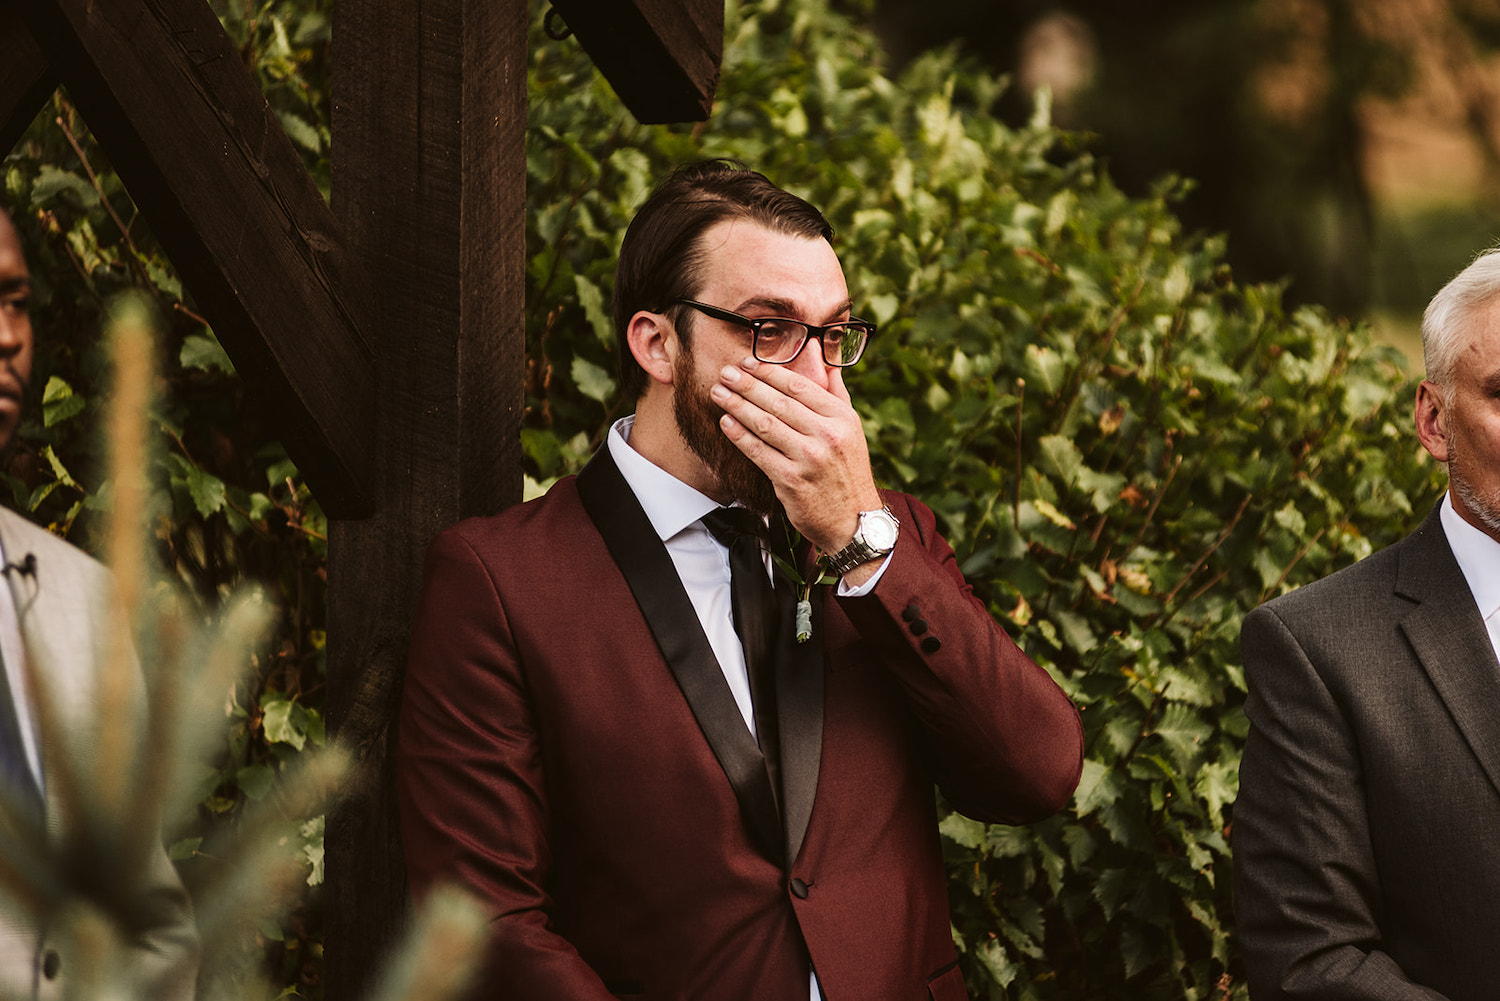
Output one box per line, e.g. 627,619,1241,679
1233,248,1500,1001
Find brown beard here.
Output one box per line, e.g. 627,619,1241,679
673,345,778,517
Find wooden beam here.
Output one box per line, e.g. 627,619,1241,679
21,0,376,517
0,11,56,154
549,0,722,123
325,0,527,995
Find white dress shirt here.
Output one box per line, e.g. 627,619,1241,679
606,415,891,1001
1441,492,1500,663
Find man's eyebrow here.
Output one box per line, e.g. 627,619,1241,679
0,277,30,296
735,295,855,321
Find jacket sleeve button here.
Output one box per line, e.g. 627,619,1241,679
901,602,920,622
909,618,928,635
920,636,942,654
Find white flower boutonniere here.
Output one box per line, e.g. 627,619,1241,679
769,522,837,644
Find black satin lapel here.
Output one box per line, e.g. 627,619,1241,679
773,536,824,866
576,447,785,866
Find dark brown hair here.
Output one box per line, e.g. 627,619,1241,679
612,159,833,399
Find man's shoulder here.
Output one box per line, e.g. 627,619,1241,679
0,506,103,576
430,475,589,557
1250,509,1442,630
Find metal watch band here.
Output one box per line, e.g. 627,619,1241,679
825,536,881,576
824,507,898,575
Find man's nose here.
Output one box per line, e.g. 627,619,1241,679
787,336,834,387
0,313,23,359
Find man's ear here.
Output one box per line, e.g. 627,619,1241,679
627,311,677,388
1415,379,1450,463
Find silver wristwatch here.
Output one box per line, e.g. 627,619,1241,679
824,507,900,575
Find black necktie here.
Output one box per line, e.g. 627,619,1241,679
700,508,783,811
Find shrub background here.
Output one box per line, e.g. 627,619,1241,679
2,0,1445,997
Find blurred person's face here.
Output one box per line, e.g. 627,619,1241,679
0,214,34,453
1416,298,1500,543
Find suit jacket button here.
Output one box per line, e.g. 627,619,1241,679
789,877,810,899
909,618,928,635
41,949,60,980
920,636,941,654
902,602,920,622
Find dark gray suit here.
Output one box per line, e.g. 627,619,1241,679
1234,505,1500,1001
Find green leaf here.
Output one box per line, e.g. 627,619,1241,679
574,275,614,345
184,465,227,518
939,812,987,849
235,763,276,801
276,109,321,152
31,166,98,209
180,332,236,375
300,815,326,886
977,936,1019,988
1037,434,1085,482
41,376,85,427
521,428,564,478
167,836,202,862
571,356,616,404
1023,344,1068,395
1154,702,1213,770
1073,759,1120,815
39,446,80,489
1194,759,1238,827
1121,922,1153,979
262,694,308,751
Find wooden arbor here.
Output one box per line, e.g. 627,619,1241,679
0,0,721,996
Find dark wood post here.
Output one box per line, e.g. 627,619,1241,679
324,0,527,996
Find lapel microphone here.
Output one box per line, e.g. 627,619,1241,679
1,552,37,617
1,553,35,578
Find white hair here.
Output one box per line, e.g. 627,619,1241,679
1422,247,1500,398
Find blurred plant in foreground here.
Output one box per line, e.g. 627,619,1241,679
0,294,486,1001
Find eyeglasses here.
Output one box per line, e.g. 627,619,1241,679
673,299,875,367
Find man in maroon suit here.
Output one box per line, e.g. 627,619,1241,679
396,161,1083,1000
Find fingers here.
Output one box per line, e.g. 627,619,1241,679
711,356,881,550
712,372,803,452
726,357,847,416
711,357,849,444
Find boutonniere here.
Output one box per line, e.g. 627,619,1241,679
769,522,837,644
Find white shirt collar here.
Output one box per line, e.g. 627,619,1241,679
607,415,721,543
1441,492,1500,619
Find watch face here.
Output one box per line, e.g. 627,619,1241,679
860,509,899,550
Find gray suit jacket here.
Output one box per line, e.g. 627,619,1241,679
0,508,197,1001
1234,504,1500,1001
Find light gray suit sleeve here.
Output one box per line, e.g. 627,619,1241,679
1233,603,1448,1001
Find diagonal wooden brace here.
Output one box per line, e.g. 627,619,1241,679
15,0,376,517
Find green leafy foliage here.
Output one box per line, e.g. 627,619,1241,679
2,0,1446,996
524,1,1445,997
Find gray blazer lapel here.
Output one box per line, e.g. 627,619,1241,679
1398,506,1500,798
0,510,99,685
0,508,121,842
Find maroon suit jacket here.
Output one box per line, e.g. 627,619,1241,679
397,448,1083,1000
